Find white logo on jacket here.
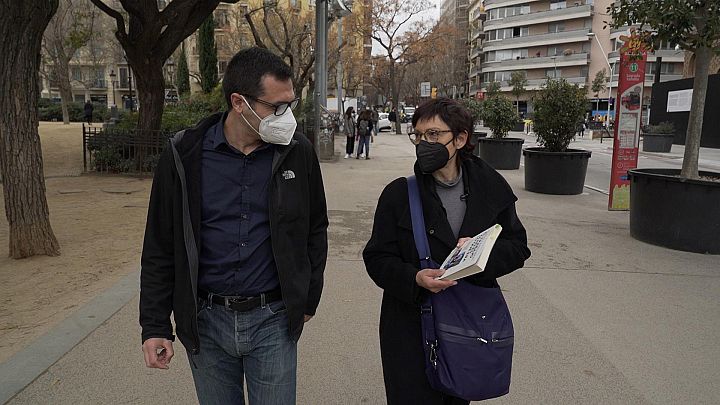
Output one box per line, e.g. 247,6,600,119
281,170,296,180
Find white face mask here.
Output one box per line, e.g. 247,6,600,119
240,95,297,145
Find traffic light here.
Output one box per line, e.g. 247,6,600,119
431,87,437,99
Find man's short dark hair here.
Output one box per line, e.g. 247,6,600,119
222,47,293,109
411,98,475,160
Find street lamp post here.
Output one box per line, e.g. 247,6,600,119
589,32,614,127
109,69,117,106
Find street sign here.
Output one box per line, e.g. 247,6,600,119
608,33,648,211
420,82,431,98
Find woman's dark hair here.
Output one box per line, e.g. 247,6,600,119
411,98,475,160
358,109,372,121
222,47,293,109
344,106,354,118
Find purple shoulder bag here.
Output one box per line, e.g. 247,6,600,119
407,175,514,401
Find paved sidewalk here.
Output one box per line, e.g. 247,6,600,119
4,132,719,404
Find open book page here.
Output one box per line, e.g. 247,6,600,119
437,224,503,281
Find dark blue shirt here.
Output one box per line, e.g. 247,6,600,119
198,114,279,296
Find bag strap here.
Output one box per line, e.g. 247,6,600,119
407,175,434,270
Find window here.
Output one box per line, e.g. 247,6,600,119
547,46,561,56
550,0,567,10
546,68,562,78
582,42,591,53
548,23,565,33
580,66,589,78
487,4,530,20
215,10,230,28
218,60,228,75
647,62,676,75
71,67,82,82
119,67,129,88
657,41,677,50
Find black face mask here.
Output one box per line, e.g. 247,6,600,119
416,139,456,174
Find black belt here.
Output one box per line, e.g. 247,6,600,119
199,288,283,312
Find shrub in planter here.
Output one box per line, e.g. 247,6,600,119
533,78,586,152
478,95,523,169
642,121,675,152
523,78,591,194
480,96,517,139
459,98,483,128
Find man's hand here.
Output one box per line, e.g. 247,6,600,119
304,315,313,323
142,338,174,369
415,269,457,293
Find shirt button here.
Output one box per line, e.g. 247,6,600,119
428,229,435,235
241,214,248,219
240,242,247,247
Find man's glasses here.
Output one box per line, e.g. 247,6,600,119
408,129,453,145
244,95,300,116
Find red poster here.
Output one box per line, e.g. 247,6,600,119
608,35,647,211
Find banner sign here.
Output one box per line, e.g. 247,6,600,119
608,33,648,211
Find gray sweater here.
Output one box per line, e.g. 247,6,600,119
434,167,466,239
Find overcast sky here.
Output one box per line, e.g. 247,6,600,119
370,0,442,55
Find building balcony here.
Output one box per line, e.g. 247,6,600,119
470,46,482,59
471,27,485,41
484,0,542,10
469,65,481,77
484,4,592,31
482,52,589,73
469,84,480,94
483,28,591,52
483,76,587,91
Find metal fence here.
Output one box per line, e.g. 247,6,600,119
83,124,175,174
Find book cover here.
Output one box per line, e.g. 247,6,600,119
437,224,503,281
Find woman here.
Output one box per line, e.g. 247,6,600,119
363,98,531,405
344,106,356,159
356,109,374,159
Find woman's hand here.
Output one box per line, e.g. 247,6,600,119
457,237,472,248
416,269,457,293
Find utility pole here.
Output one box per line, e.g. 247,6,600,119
336,16,344,120
314,0,330,159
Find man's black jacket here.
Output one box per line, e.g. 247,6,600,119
139,112,329,353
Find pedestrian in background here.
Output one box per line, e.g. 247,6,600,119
371,107,380,136
363,98,530,404
356,109,374,159
84,100,94,124
344,106,356,159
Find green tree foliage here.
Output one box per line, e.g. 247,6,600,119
484,81,501,98
533,78,586,152
459,98,483,127
198,14,219,93
609,0,720,179
508,71,528,114
176,46,191,96
480,96,517,139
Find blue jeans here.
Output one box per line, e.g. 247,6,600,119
357,135,370,157
188,297,297,405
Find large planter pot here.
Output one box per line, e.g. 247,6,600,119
470,131,487,155
477,137,524,170
523,147,592,195
513,121,525,132
628,168,720,254
642,133,674,152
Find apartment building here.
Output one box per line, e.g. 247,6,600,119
441,0,471,98
468,0,486,97
476,0,686,117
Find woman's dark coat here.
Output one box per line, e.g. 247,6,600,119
363,156,531,405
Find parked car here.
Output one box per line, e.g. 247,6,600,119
402,106,415,123
377,112,392,131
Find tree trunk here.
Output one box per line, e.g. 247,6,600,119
57,61,72,125
134,59,166,133
390,65,402,135
680,46,711,180
132,59,166,170
0,0,61,259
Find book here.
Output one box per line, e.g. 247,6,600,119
437,224,503,281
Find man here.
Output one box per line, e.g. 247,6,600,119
370,107,379,136
140,47,329,404
83,100,93,124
